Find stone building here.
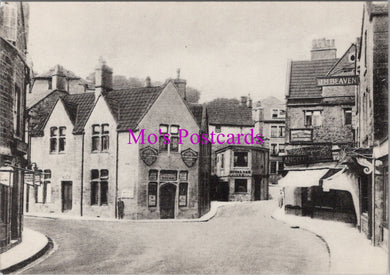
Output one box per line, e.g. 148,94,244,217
0,2,30,252
253,96,286,184
26,60,211,219
215,145,269,201
349,1,388,249
281,38,360,223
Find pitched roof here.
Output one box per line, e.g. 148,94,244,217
187,103,203,127
289,58,338,98
104,85,165,131
35,65,80,79
206,100,253,126
62,93,95,134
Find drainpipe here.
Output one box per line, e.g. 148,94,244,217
115,131,119,219
371,157,376,246
80,133,85,216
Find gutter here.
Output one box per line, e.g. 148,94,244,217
80,133,85,216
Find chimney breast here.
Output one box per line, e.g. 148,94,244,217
52,64,66,91
311,38,337,60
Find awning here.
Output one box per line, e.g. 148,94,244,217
322,168,360,225
279,169,329,188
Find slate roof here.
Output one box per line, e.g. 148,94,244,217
187,103,203,127
104,85,165,131
206,101,253,126
368,2,388,16
62,93,95,134
289,58,338,98
35,66,80,79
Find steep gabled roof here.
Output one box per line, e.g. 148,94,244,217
62,93,95,134
187,103,203,127
289,58,338,98
104,85,165,131
206,100,253,126
327,44,356,76
34,65,80,79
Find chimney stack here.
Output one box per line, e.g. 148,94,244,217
145,76,151,87
247,93,252,109
240,96,247,106
95,57,113,97
52,64,66,91
311,38,337,60
173,68,187,101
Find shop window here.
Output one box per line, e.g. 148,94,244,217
92,124,109,152
148,182,157,207
271,126,278,137
344,109,352,125
234,179,247,193
159,124,169,152
179,182,188,207
304,111,313,126
90,169,109,206
270,161,277,174
234,152,248,167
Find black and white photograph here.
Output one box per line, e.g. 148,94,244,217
0,1,388,274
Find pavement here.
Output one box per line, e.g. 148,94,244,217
272,206,389,274
21,200,330,274
0,228,51,274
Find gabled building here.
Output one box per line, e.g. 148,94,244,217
281,38,360,223
0,2,30,252
26,60,211,219
253,96,286,184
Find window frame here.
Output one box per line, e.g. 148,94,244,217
344,108,352,126
234,179,248,193
233,151,249,168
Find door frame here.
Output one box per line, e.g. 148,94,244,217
61,181,73,212
159,182,177,219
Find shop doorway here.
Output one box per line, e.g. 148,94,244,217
61,181,72,212
254,176,261,200
159,183,176,219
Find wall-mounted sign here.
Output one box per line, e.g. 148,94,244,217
290,129,312,142
179,195,187,207
317,76,359,87
25,172,34,185
149,170,158,181
121,189,134,199
229,170,252,177
181,148,198,168
160,170,177,181
140,146,158,166
0,171,11,186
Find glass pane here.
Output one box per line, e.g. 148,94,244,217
102,124,109,134
91,169,99,180
100,169,109,179
170,137,179,152
50,127,57,137
92,136,100,151
44,170,51,179
50,138,57,152
234,152,248,167
170,125,179,134
149,170,158,181
92,124,100,135
234,179,247,193
159,124,168,134
59,127,66,136
159,136,168,151
100,182,108,205
148,182,157,207
102,135,109,151
59,137,66,152
179,182,188,207
91,182,98,205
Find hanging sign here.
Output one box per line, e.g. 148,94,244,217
34,172,42,186
25,172,34,185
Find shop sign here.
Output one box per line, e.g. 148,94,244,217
229,170,252,177
0,172,11,186
148,195,156,207
290,129,312,142
179,195,187,206
140,146,158,166
317,75,359,87
160,170,177,181
25,172,34,185
34,172,42,186
121,189,133,199
181,148,198,168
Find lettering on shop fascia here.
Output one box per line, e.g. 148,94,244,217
140,146,158,166
229,170,252,177
317,75,359,87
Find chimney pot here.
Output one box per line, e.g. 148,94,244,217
240,96,247,106
145,76,151,87
95,57,113,97
174,69,187,101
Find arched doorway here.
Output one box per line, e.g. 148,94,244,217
160,183,176,219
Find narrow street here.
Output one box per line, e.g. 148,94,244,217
23,201,329,274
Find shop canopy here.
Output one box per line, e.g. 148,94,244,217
279,169,329,188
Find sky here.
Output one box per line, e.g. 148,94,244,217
28,2,364,103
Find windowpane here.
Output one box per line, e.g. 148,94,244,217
279,144,285,154
159,136,168,151
179,171,188,181
101,135,109,151
100,169,109,180
344,109,352,125
50,127,57,137
270,161,277,174
59,137,66,152
278,162,284,174
91,169,99,180
279,126,285,137
234,152,248,167
91,182,99,205
272,109,278,118
234,179,247,193
44,169,51,179
100,182,108,205
221,154,224,168
305,111,313,126
271,144,277,155
159,124,168,134
170,137,179,152
149,170,158,181
148,182,157,207
59,127,66,136
279,109,286,118
101,124,109,134
50,138,57,153
92,124,100,135
170,125,179,135
313,111,322,126
271,126,278,137
92,136,100,152
179,182,188,207
215,125,221,133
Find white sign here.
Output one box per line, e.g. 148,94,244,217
0,171,11,186
25,172,34,185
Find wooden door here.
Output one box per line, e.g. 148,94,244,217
61,181,72,212
159,183,176,219
254,176,261,200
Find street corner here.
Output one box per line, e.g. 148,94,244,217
0,228,53,274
